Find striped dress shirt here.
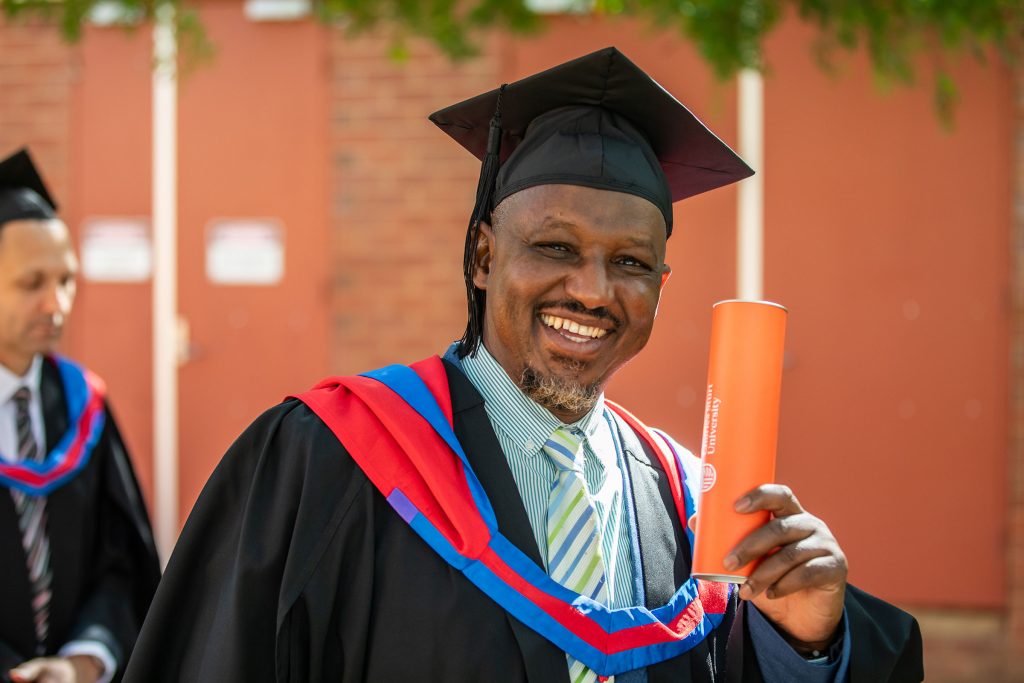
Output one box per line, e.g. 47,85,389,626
459,345,637,609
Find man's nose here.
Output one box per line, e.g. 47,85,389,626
564,258,614,311
41,283,72,316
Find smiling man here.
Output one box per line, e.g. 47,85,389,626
471,184,665,423
0,149,159,683
125,48,922,682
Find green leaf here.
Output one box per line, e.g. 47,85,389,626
3,0,1021,123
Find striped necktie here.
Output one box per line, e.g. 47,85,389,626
10,387,52,653
543,426,611,683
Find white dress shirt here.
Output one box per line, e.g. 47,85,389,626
0,356,46,465
0,355,116,682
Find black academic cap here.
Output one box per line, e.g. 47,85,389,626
0,148,58,228
429,46,753,236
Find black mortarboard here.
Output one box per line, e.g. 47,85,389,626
0,148,58,228
429,46,754,236
433,47,753,356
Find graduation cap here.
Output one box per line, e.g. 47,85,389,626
429,46,754,237
430,47,753,355
0,148,58,228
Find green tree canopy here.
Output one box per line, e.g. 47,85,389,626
3,0,1022,119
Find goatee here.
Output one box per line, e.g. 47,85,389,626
520,360,601,417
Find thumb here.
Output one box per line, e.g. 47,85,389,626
9,659,46,682
687,514,697,532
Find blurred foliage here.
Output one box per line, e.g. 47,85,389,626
0,0,213,67
317,0,541,60
1,0,1021,120
591,0,1023,122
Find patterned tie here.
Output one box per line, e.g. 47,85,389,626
10,387,52,653
543,426,611,683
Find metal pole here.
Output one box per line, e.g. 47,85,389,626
152,2,178,565
737,68,765,301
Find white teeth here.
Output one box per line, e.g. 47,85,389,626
540,314,608,339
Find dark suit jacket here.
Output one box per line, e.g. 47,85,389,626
124,360,921,682
0,358,160,682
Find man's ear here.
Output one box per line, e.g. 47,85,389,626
660,265,672,290
472,221,495,290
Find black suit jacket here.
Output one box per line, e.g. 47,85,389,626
0,358,160,682
124,359,921,682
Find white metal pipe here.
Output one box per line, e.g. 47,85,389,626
152,3,178,565
737,68,765,301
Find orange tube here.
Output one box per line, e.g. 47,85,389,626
691,300,787,583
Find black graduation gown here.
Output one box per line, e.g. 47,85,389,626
124,360,922,682
0,358,161,682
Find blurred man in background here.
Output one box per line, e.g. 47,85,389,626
0,149,159,683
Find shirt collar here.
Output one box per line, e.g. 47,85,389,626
458,344,606,455
0,355,43,406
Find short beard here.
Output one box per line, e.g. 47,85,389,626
520,359,602,417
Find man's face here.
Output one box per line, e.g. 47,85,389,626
0,219,78,374
473,184,670,421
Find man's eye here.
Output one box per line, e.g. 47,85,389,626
17,277,42,291
538,243,571,254
617,256,652,270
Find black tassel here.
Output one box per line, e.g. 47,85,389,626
458,84,507,358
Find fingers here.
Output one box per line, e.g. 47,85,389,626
727,509,848,603
739,538,846,601
725,510,820,572
9,658,46,682
8,659,74,683
734,484,803,518
723,483,848,601
760,554,848,599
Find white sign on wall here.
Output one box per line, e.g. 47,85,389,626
80,218,153,283
205,219,285,286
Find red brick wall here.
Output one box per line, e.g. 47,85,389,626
0,16,74,222
1009,64,1024,670
327,31,500,373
